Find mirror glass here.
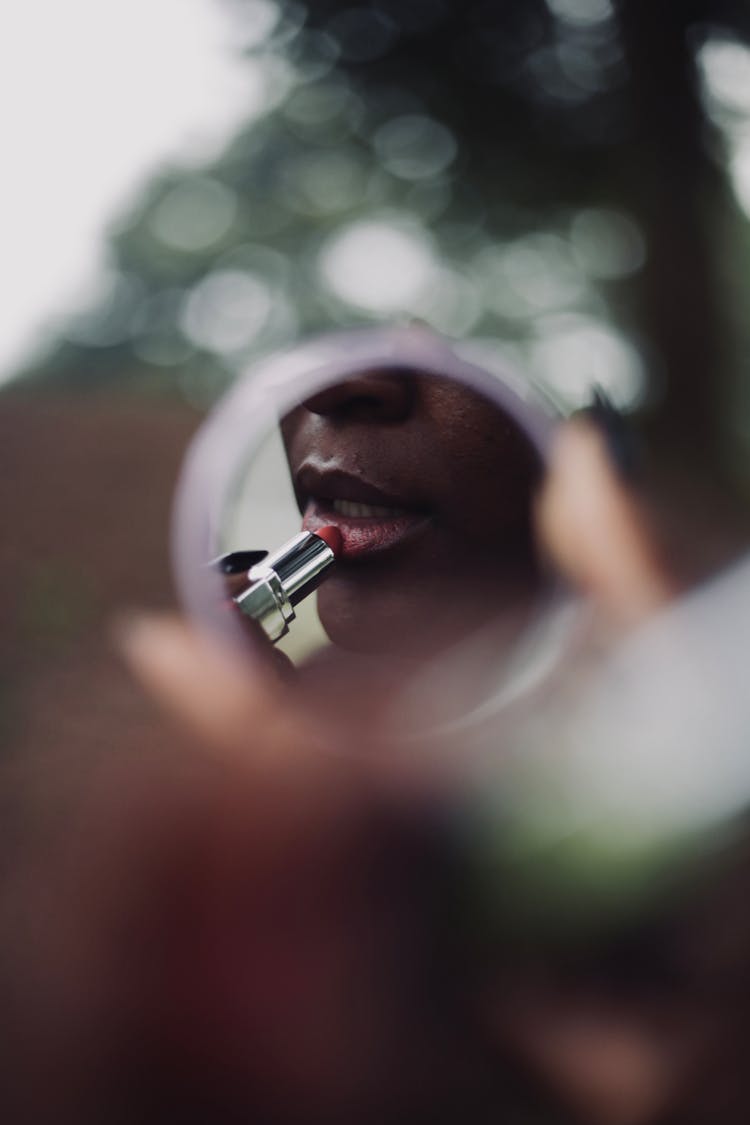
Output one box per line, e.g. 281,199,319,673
174,329,562,736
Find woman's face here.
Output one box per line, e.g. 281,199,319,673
280,368,542,656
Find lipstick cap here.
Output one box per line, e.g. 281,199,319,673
259,531,337,606
234,531,338,642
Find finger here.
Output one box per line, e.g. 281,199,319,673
113,613,303,761
113,614,384,856
536,419,675,626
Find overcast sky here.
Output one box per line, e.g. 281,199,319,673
0,0,277,383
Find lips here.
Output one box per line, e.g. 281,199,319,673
295,465,431,560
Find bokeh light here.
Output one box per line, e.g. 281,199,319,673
150,177,239,252
698,33,750,222
569,208,646,280
372,115,457,181
529,314,645,408
545,0,614,29
318,217,437,314
475,233,589,320
698,34,750,117
279,151,367,215
180,270,275,355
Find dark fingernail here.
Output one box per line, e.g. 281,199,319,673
210,550,269,575
582,387,640,481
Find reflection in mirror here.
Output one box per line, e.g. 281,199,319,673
218,367,547,722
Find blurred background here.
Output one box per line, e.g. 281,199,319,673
3,0,750,757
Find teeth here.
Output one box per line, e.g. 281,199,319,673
332,498,406,519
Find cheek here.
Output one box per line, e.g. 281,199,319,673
434,447,537,550
423,390,537,532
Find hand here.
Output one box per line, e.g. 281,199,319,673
112,416,683,1124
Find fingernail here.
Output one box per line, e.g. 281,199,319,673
210,550,268,575
581,386,640,481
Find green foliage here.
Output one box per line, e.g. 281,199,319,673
22,0,750,480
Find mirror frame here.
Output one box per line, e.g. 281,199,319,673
172,325,561,681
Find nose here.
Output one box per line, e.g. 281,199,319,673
302,369,414,423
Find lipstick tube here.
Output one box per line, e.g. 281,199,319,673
231,529,339,643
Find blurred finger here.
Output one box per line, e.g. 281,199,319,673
113,613,303,761
536,419,675,626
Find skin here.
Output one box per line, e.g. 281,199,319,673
2,420,691,1123
279,367,543,657
113,421,685,1125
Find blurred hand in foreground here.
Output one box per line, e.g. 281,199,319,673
115,417,683,1124
2,417,690,1125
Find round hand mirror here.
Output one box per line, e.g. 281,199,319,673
172,326,569,739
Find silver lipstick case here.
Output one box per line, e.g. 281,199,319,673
233,531,337,643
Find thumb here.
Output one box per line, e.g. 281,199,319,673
535,419,675,627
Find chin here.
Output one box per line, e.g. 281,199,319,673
316,578,425,656
316,575,484,659
317,600,401,656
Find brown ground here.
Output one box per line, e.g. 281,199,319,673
0,390,204,761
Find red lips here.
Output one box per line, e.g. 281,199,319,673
294,467,429,561
303,501,429,561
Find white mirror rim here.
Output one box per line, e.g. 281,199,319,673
171,324,569,734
